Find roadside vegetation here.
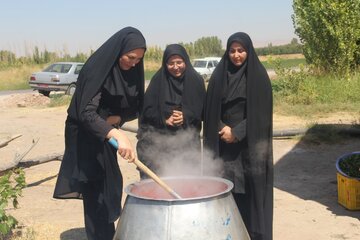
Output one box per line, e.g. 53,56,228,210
274,0,360,144
271,59,360,116
0,169,26,239
0,65,44,91
275,0,360,117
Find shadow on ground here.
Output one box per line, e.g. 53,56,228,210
60,227,86,240
274,123,360,219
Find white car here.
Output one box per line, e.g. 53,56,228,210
193,57,221,81
29,62,84,96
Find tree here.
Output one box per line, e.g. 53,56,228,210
290,38,299,45
144,46,162,62
193,36,223,57
32,46,41,64
255,40,302,56
292,0,360,75
0,50,16,67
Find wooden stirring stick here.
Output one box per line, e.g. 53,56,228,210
108,137,182,199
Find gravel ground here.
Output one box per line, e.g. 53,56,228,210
1,92,359,240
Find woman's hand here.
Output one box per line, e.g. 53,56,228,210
219,125,237,143
107,128,135,162
166,110,183,127
106,115,121,127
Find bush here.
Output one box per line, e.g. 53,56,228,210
271,58,316,105
0,169,26,238
272,58,360,107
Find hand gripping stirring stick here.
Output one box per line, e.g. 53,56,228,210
108,137,182,199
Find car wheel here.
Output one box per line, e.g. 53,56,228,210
38,90,50,97
66,83,76,96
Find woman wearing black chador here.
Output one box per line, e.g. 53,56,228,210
53,27,146,240
137,44,206,178
203,32,273,240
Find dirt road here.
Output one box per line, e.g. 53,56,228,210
1,92,359,240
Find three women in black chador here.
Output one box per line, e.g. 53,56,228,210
53,29,273,240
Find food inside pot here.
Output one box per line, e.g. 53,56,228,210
130,178,229,200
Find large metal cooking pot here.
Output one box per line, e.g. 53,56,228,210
114,176,250,240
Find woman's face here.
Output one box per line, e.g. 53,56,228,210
119,48,145,70
228,42,247,67
166,55,186,78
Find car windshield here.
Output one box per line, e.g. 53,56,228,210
43,64,72,73
193,61,207,68
74,65,83,74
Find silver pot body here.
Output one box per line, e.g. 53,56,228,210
114,176,250,240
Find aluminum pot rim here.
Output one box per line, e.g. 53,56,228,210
124,175,234,202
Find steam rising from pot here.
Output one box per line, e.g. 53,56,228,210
137,128,224,178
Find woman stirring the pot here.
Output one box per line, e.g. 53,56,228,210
53,27,146,240
204,32,273,240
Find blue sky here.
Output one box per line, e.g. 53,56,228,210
0,0,297,56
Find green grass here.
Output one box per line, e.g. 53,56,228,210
274,101,360,118
145,70,157,81
272,69,360,116
47,94,72,107
262,58,306,69
271,65,360,144
0,64,43,91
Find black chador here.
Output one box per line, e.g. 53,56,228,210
53,27,146,240
137,44,206,177
204,32,273,240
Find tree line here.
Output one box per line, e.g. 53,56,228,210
256,38,302,55
0,37,302,69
